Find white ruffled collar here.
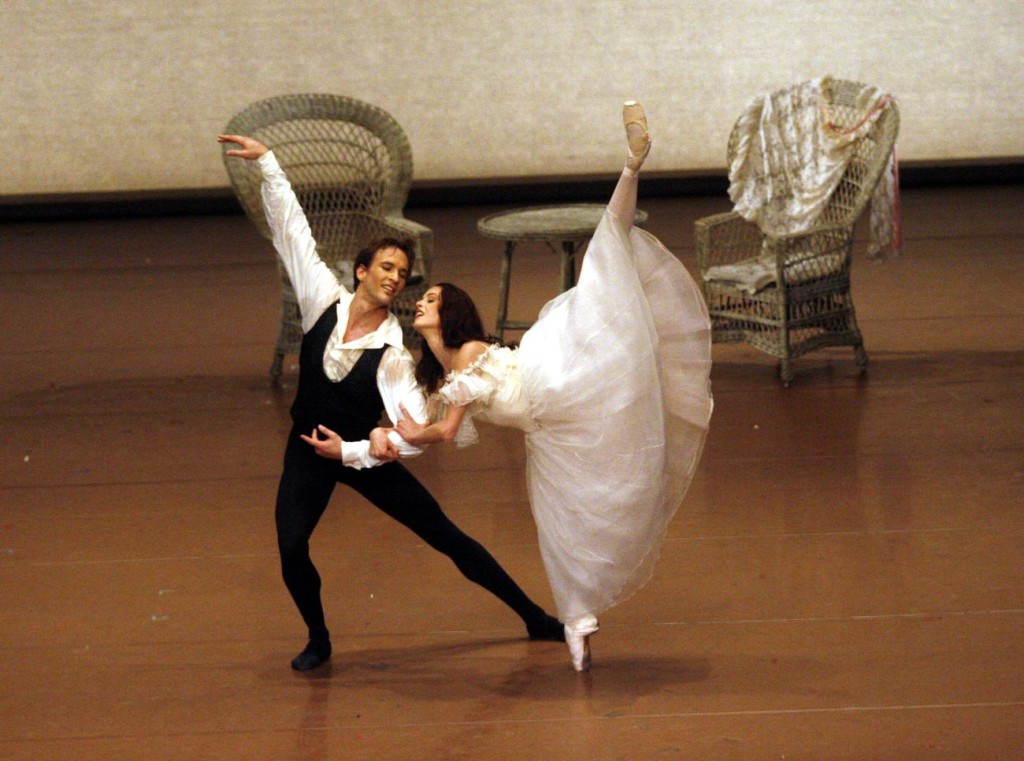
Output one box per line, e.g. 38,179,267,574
442,342,503,385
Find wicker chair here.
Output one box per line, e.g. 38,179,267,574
222,94,432,380
695,79,899,385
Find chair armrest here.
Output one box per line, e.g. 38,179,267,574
384,215,434,282
301,211,431,284
767,227,852,284
385,215,432,239
694,211,765,271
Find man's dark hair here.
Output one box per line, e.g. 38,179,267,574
353,237,417,291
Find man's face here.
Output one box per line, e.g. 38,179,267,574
356,246,410,307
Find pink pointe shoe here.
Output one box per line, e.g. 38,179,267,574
623,100,651,173
564,615,599,672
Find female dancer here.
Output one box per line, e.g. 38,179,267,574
396,103,713,671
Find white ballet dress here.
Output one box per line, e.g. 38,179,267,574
435,209,713,623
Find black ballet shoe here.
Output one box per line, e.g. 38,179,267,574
290,639,332,671
527,614,566,642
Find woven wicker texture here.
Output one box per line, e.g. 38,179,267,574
695,79,899,385
222,94,432,378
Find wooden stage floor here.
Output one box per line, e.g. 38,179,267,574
2,183,1022,759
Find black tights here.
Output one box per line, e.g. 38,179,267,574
275,434,547,640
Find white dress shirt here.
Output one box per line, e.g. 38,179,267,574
258,151,427,469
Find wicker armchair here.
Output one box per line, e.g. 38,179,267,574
695,79,899,385
222,93,432,380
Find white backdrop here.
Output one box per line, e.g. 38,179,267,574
2,0,1021,195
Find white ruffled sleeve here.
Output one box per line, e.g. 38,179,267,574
439,371,498,408
438,345,503,406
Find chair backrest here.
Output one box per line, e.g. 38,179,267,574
726,78,899,232
222,94,415,246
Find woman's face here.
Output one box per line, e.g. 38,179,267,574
413,286,443,333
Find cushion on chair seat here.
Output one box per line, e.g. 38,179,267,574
703,254,776,295
704,251,846,294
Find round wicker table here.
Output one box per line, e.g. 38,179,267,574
477,204,648,339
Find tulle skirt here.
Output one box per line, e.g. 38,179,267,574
517,210,713,622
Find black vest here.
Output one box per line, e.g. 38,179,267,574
290,302,386,439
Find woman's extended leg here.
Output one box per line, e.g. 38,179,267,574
558,101,654,673
607,101,650,227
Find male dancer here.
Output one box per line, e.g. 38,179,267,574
219,134,563,671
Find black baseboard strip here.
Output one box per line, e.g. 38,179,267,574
2,158,1020,223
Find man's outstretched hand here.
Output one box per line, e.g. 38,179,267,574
218,134,269,160
299,425,343,459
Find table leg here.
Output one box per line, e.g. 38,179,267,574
560,240,579,292
495,240,516,341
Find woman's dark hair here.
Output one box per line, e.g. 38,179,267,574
415,282,499,393
353,237,417,291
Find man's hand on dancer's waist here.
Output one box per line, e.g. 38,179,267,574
369,427,400,461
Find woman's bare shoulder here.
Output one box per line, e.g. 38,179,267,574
453,340,492,371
